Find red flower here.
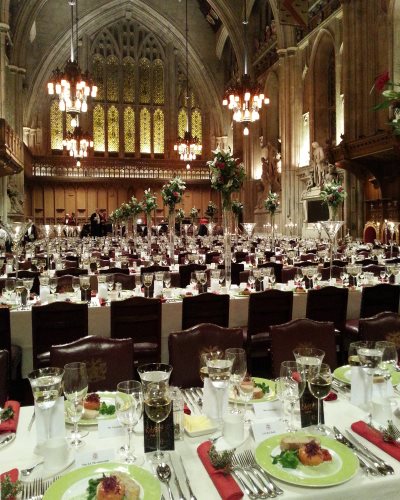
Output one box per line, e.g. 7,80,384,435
216,162,225,169
173,192,179,197
375,71,390,92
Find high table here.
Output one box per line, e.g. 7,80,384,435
1,394,400,499
10,289,363,378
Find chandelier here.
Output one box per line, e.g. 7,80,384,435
63,123,93,166
47,0,97,123
174,0,202,164
222,0,269,135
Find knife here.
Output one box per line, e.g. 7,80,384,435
179,456,197,500
184,389,201,414
170,461,187,500
345,430,395,475
0,433,15,446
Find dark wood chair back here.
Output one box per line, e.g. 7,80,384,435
179,264,207,288
113,273,135,290
50,336,134,392
182,292,230,330
31,302,88,369
217,263,244,286
362,264,385,276
360,284,400,318
0,306,11,354
258,262,283,283
320,266,344,280
8,270,40,294
306,286,349,331
100,267,129,275
56,275,74,293
359,312,400,343
248,289,293,337
0,350,9,406
56,268,88,277
110,297,162,365
270,319,337,378
168,323,243,387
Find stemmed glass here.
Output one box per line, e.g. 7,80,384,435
163,271,171,289
14,279,25,309
80,276,91,304
72,276,80,297
225,348,247,414
356,341,385,411
308,362,332,432
275,377,289,429
28,367,64,441
279,361,306,432
116,380,144,464
49,277,58,297
144,381,172,463
198,272,207,293
376,341,398,381
4,278,15,302
239,374,255,423
248,269,256,291
205,351,235,427
143,273,153,298
106,274,114,294
63,362,88,448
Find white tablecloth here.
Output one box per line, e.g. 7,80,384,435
1,396,400,499
11,289,363,378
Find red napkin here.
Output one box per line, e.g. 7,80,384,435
324,391,337,401
197,441,243,500
351,420,400,461
0,468,18,482
0,401,20,434
183,404,191,415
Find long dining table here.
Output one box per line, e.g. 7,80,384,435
10,287,364,378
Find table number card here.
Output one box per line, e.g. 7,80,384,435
98,419,125,439
251,420,287,444
252,401,281,420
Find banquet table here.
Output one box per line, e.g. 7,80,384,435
1,393,400,499
9,288,365,378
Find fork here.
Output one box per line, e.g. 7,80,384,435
232,453,268,499
245,450,283,496
239,450,277,497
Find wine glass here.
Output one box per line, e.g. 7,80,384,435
294,268,303,287
142,273,153,298
225,348,246,414
238,374,255,423
279,361,306,432
199,272,207,293
376,341,398,381
206,351,235,427
163,271,171,289
63,362,88,448
79,275,91,304
106,274,114,293
218,269,225,287
116,380,144,464
348,341,365,366
357,341,385,412
5,278,16,301
308,362,332,432
199,351,223,383
15,279,25,309
247,269,256,291
28,367,64,441
275,377,289,429
72,276,80,296
49,276,58,297
144,381,172,463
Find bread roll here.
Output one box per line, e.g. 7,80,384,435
280,435,321,451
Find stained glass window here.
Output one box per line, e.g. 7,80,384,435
153,109,164,154
140,107,151,153
178,108,187,139
191,108,202,143
153,59,164,105
107,105,119,152
93,104,105,152
50,100,63,150
106,56,119,102
139,58,151,104
123,57,135,103
124,106,135,152
92,55,105,101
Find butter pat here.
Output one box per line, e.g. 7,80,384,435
184,415,213,432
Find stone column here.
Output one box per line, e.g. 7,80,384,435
0,22,9,118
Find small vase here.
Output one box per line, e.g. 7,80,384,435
271,213,275,250
222,194,232,290
328,205,338,221
168,209,176,264
132,215,138,241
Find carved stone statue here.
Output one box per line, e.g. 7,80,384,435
311,141,327,188
7,177,24,214
255,140,281,212
324,164,340,184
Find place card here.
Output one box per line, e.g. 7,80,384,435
75,448,115,468
251,419,287,444
252,401,281,420
98,419,125,439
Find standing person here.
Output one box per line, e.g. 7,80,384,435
90,208,101,237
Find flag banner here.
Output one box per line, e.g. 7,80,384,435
278,0,309,27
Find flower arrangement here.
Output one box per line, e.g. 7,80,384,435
161,177,186,213
207,148,246,208
320,181,347,209
232,200,244,218
190,207,199,221
175,208,185,223
264,192,280,215
374,71,400,135
109,208,122,222
142,189,158,215
129,196,143,217
205,201,218,220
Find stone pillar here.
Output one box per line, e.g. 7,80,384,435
0,22,9,118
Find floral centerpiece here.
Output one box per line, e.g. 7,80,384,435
374,71,400,135
161,177,186,213
109,208,122,223
129,196,143,217
119,202,132,220
205,201,218,221
175,208,185,223
264,192,279,215
320,181,346,220
142,189,157,216
190,207,199,221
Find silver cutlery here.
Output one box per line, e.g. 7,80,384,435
184,389,201,413
179,455,197,500
157,463,175,500
345,430,395,475
232,453,268,499
191,388,203,408
0,433,15,446
245,449,283,496
21,461,44,477
332,427,377,476
240,450,277,497
170,460,186,500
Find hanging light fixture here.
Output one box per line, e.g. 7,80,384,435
222,0,269,135
62,121,93,166
47,0,97,125
174,0,202,164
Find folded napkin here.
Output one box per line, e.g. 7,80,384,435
324,391,337,402
0,401,20,434
0,468,18,482
197,441,243,500
351,420,400,461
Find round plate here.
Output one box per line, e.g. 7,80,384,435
43,463,161,500
255,433,359,487
229,377,276,404
65,391,116,426
333,365,400,386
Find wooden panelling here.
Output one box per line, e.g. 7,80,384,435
54,186,65,211
97,187,107,211
33,186,43,209
107,188,118,214
65,189,76,215
117,187,127,206
87,187,97,215
44,186,54,220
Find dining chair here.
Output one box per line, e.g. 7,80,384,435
110,297,162,366
358,311,400,343
31,302,88,369
178,263,207,288
113,273,135,290
258,262,283,283
280,266,297,283
56,274,74,293
0,306,22,380
217,262,244,286
56,268,88,277
50,335,134,392
99,267,129,275
181,292,230,329
270,319,337,378
8,270,40,295
0,350,9,406
168,323,244,387
361,264,385,276
246,289,293,371
320,265,345,280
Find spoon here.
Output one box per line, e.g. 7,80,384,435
156,463,174,500
21,460,44,477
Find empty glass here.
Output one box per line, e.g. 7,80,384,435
63,362,88,448
142,273,153,297
279,361,306,432
376,341,398,380
225,348,246,414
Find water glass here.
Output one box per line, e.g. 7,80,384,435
279,361,306,432
206,352,235,427
225,348,246,414
63,362,88,448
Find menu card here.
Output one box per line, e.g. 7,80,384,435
299,386,324,427
143,411,174,453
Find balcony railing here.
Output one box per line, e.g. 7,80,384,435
296,0,341,42
0,119,24,176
